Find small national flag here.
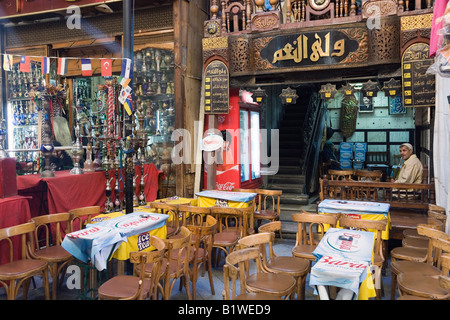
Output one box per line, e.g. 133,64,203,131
123,94,134,116
101,59,112,77
81,58,92,76
19,56,31,73
57,57,68,76
3,54,13,71
119,58,132,87
41,57,50,75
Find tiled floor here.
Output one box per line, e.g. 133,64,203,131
0,237,400,301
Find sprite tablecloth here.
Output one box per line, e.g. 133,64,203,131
195,190,257,208
310,227,376,300
62,212,168,271
318,199,391,240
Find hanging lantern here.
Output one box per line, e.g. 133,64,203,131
319,83,338,100
279,87,298,104
341,84,356,97
252,87,267,104
361,80,379,99
382,78,401,97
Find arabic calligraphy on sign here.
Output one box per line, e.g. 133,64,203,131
260,30,360,67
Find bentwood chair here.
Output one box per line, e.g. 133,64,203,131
210,207,247,267
401,218,443,250
98,236,166,300
225,247,296,299
177,204,211,228
397,235,450,300
337,216,388,299
241,223,310,300
355,169,382,181
68,206,102,232
390,225,450,300
327,169,355,197
162,226,192,300
30,212,73,300
253,189,283,239
0,222,50,300
68,205,103,299
403,209,447,239
149,202,180,238
291,211,340,263
185,215,217,300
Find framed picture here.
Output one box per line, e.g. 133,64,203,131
389,95,406,115
358,93,373,113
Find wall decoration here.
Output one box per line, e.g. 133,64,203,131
359,92,374,113
389,95,406,115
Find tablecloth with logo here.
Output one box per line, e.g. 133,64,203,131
309,227,376,300
195,190,256,208
318,199,391,240
62,211,168,271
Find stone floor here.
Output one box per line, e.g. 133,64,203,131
0,236,401,301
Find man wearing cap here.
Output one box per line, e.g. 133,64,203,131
393,143,423,184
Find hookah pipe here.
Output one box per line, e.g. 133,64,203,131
114,169,122,211
104,170,114,213
138,165,148,206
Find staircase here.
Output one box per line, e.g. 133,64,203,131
266,90,316,237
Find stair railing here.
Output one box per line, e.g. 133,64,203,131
300,92,326,193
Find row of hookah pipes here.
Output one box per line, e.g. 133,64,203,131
92,79,149,214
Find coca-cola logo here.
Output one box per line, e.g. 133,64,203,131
216,181,235,191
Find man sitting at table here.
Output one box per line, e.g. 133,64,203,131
392,143,423,184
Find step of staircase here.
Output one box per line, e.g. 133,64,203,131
270,174,305,184
276,166,302,175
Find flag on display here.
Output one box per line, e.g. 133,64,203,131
119,58,132,87
41,57,50,74
3,54,13,71
101,59,112,77
123,95,134,116
19,56,31,73
57,57,68,75
81,58,92,76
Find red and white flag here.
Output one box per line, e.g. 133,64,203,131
101,59,112,77
57,58,68,76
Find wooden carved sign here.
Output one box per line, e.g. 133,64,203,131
204,60,230,114
259,29,363,69
402,43,435,107
382,78,402,97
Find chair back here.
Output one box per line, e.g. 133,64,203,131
238,232,274,272
428,204,446,214
417,225,450,266
163,226,192,276
177,204,211,226
0,222,36,262
355,169,382,181
68,206,101,232
130,236,166,300
338,216,388,262
255,189,282,214
31,212,71,250
439,255,450,290
291,211,340,246
149,202,181,237
427,210,447,225
328,169,354,180
210,207,247,237
225,247,264,297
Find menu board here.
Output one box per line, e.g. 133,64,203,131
402,43,435,107
204,60,229,114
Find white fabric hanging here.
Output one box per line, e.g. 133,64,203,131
433,74,450,233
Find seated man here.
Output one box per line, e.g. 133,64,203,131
320,141,340,170
392,143,423,184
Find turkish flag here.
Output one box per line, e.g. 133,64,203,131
101,59,112,77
